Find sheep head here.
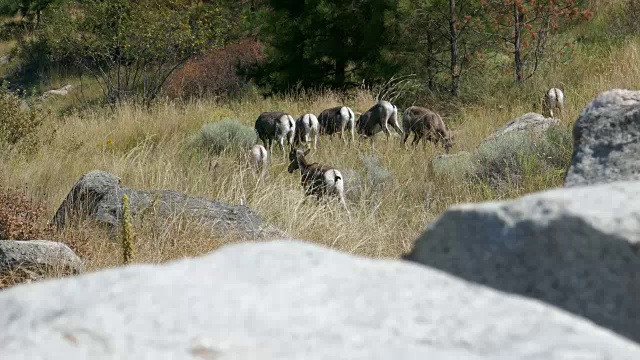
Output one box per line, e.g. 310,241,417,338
287,146,310,173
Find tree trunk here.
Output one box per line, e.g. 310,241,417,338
449,0,460,97
426,28,435,90
513,2,524,83
335,57,346,88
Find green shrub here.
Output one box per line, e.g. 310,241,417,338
190,119,256,155
0,82,43,152
470,126,573,190
344,154,392,204
431,151,473,179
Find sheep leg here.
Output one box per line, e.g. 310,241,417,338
402,129,410,145
411,133,420,147
383,123,391,142
350,125,355,147
278,137,285,157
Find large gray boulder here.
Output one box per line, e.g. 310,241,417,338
0,240,83,284
53,170,286,240
405,180,640,342
1,240,638,359
565,89,640,187
482,112,559,143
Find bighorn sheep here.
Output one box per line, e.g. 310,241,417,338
294,113,320,150
318,106,356,145
542,88,565,118
249,144,268,183
356,100,404,148
287,146,348,211
402,106,453,153
254,112,296,155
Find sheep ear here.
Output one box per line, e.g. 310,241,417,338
303,149,311,156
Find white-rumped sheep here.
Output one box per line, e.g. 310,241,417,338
287,147,347,211
318,106,356,145
249,144,268,183
294,113,320,150
255,111,296,155
356,100,404,148
542,88,565,118
402,106,453,153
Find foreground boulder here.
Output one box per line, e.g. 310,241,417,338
405,180,640,342
53,170,285,240
1,241,638,359
0,240,83,285
565,89,640,187
482,112,559,143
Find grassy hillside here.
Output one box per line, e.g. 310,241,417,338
0,2,638,275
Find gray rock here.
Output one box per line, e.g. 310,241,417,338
483,112,559,143
53,170,286,240
405,180,640,342
0,240,83,280
1,240,638,359
565,89,640,187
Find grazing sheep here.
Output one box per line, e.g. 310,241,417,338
356,100,404,148
542,88,565,118
249,144,268,183
402,106,453,153
318,106,356,145
294,113,320,150
287,147,348,211
255,112,296,155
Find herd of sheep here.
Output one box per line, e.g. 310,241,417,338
249,88,566,211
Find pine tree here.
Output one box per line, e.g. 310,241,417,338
253,0,399,92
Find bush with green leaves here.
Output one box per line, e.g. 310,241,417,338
471,125,573,189
0,82,43,151
39,0,229,104
191,119,256,155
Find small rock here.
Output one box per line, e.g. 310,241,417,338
0,240,83,284
483,112,559,143
42,84,73,98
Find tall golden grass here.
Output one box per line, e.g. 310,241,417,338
0,29,638,275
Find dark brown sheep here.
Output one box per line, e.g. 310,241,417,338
401,106,453,153
287,147,347,211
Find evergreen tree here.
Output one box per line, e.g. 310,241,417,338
253,0,399,92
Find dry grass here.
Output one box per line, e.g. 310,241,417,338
0,28,638,278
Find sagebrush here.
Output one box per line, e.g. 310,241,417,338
191,118,257,155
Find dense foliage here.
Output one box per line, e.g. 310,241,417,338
39,0,229,103
251,0,400,92
1,0,598,101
